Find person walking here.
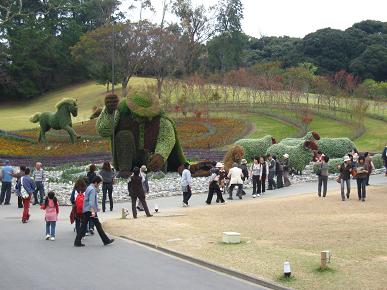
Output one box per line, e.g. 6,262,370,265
17,168,36,223
227,163,244,200
206,162,226,205
355,156,369,202
339,155,353,201
275,156,284,189
282,154,291,187
218,164,227,194
181,162,192,207
0,160,14,205
99,161,115,212
128,167,152,218
41,191,59,241
240,159,248,196
383,145,387,176
12,166,26,208
70,178,87,236
250,157,262,198
317,155,329,197
267,154,276,190
137,165,149,211
86,164,97,186
33,162,45,205
260,156,268,194
74,176,114,247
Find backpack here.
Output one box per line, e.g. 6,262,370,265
75,192,84,215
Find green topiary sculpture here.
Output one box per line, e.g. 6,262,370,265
96,89,186,176
266,140,318,172
29,98,80,143
234,135,276,161
317,138,356,158
280,131,320,146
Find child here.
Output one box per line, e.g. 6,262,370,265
41,191,59,241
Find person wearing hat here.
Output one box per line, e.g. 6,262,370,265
206,162,226,205
338,155,353,201
0,160,14,205
96,89,187,177
136,165,149,211
282,154,291,187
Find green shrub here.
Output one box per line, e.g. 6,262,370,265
317,138,356,158
266,141,315,172
372,153,383,169
235,135,275,161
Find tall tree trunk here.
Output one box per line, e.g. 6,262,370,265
121,76,129,97
157,77,163,99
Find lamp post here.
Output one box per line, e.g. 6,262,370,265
111,20,116,167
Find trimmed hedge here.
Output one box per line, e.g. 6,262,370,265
266,141,316,172
235,135,275,161
280,131,320,146
372,153,383,169
317,138,356,158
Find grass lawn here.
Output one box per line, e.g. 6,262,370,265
0,78,152,131
104,185,387,290
355,118,387,152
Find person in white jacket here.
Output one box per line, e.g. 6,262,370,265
181,162,192,207
227,163,244,200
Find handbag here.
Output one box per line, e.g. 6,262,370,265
336,174,342,183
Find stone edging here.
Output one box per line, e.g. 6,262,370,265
119,235,292,290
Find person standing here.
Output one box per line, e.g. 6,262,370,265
364,153,374,186
218,164,227,194
250,157,262,198
17,168,36,223
275,156,284,189
86,164,97,186
33,162,45,205
282,154,291,187
99,161,115,212
74,176,114,247
267,154,276,190
383,145,387,177
128,167,152,218
41,191,59,241
137,165,149,211
206,163,225,205
181,162,192,207
355,156,369,202
12,166,26,208
70,178,87,236
317,155,329,197
339,155,353,201
260,156,268,194
0,160,14,205
227,163,244,200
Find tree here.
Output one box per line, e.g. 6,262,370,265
350,44,387,81
172,0,215,74
72,21,155,97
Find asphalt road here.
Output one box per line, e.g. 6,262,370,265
1,174,386,290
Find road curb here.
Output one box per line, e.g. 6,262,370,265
119,235,291,290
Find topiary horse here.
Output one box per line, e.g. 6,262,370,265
29,98,80,143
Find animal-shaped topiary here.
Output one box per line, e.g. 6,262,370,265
234,135,277,161
96,89,186,176
317,138,356,158
280,131,320,146
29,98,80,143
223,145,245,171
266,140,318,172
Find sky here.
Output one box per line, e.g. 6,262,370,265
121,0,387,38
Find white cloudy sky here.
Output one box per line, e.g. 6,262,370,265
121,0,387,38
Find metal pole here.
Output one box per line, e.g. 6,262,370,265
111,21,116,168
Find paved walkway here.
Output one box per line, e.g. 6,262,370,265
0,174,385,290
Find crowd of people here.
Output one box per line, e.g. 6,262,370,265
0,145,386,243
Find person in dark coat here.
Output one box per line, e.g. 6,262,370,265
128,167,152,219
206,162,226,205
383,145,387,176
